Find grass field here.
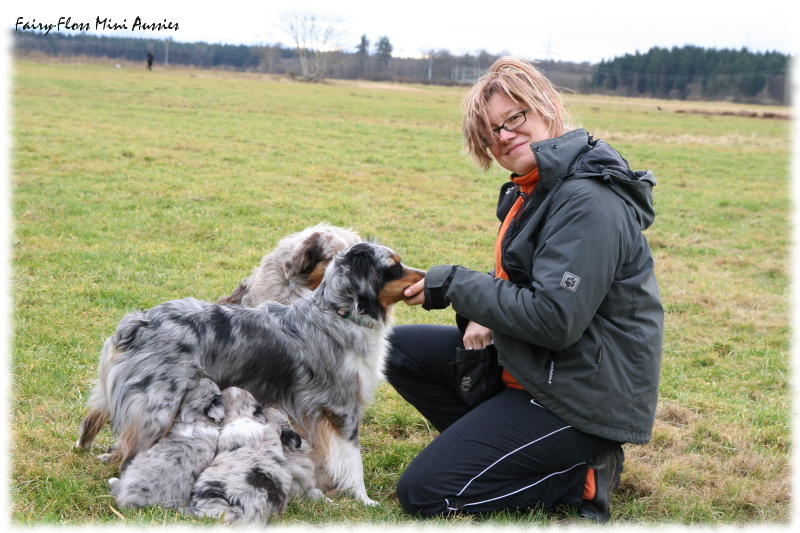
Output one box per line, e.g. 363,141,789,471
9,59,793,526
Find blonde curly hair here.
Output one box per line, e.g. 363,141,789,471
462,56,573,171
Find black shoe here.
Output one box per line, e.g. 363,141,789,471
578,445,624,524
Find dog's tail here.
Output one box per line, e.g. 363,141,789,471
76,336,117,451
76,407,108,451
217,277,251,305
114,362,206,467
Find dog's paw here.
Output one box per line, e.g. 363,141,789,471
96,443,119,462
108,477,119,487
361,497,379,506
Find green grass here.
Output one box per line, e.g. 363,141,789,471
9,59,792,526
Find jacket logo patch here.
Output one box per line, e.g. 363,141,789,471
560,271,580,292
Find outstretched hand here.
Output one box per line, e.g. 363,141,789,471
403,278,425,306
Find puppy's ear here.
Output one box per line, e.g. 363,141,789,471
253,404,268,424
206,394,225,424
280,427,303,450
284,232,328,288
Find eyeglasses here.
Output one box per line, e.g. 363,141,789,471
481,109,531,147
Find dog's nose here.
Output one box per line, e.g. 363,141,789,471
407,267,426,279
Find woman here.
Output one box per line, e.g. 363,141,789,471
386,57,663,523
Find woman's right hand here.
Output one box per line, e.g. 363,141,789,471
463,321,493,350
403,278,426,306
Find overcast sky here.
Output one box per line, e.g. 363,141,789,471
7,0,798,64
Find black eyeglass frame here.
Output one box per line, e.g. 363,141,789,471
482,109,531,147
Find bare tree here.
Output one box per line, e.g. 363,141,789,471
255,45,280,73
279,11,347,82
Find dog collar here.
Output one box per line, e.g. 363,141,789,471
337,309,375,329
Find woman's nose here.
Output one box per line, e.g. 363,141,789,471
497,127,516,143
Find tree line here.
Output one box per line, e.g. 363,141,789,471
590,45,789,103
11,30,791,104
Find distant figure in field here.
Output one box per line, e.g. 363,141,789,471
147,51,154,71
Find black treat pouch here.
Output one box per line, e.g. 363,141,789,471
451,344,504,407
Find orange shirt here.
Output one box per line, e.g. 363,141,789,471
494,168,539,389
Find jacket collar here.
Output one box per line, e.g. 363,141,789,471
527,128,591,187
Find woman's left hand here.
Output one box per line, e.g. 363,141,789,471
463,321,494,349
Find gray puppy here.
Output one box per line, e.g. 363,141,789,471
108,378,224,510
188,387,323,524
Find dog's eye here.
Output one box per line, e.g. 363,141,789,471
385,263,403,281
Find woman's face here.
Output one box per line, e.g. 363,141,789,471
486,92,552,176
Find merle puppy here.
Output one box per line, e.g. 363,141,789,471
108,378,224,510
188,387,323,524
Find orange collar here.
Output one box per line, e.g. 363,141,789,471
511,167,540,196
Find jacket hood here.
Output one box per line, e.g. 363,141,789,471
531,129,657,230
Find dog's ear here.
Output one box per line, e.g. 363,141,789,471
284,231,328,287
279,427,303,450
344,245,383,321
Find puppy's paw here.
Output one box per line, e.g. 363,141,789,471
305,488,331,502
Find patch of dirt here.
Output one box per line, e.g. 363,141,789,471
675,109,790,120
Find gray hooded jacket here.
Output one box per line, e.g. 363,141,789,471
424,128,663,444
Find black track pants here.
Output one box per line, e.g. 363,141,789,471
385,324,619,516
